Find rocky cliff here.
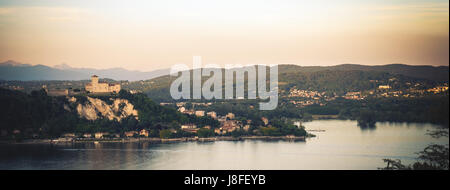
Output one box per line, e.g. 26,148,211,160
74,96,138,121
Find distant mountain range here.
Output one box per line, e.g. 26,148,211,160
0,60,448,82
0,60,169,81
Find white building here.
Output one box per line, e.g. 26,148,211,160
378,85,391,89
195,110,205,117
181,124,197,129
207,111,217,119
226,113,235,119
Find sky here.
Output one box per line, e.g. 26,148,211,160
0,0,448,71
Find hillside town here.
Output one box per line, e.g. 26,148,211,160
285,82,449,108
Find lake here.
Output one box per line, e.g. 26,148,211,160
0,120,447,170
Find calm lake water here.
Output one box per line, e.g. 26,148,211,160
0,120,448,170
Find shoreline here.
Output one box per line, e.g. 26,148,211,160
0,135,306,145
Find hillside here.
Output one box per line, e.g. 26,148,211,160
0,88,217,139
279,64,449,82
133,64,448,102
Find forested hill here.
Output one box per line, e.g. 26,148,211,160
279,64,449,82
0,88,217,138
129,64,448,102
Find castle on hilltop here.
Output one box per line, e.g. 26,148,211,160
85,75,121,93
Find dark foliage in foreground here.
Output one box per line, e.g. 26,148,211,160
380,130,449,170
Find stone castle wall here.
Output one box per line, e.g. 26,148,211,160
85,76,121,93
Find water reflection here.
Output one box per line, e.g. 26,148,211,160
358,123,377,131
0,120,447,170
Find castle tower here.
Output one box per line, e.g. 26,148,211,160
91,75,99,84
85,75,120,93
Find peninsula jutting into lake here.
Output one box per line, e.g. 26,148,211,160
1,66,448,143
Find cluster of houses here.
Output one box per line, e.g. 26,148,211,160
286,82,449,108
288,88,337,107
55,111,270,139
378,85,391,89
343,91,365,100
62,129,151,139
427,86,449,94
174,103,272,135
289,88,325,99
177,108,243,135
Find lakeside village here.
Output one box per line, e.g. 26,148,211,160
2,75,306,144
284,80,448,108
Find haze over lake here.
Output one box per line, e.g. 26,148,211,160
0,120,447,170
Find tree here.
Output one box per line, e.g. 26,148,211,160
380,130,449,170
159,129,172,139
357,109,376,129
379,159,411,170
197,128,214,138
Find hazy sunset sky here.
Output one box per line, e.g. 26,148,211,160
0,0,448,71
